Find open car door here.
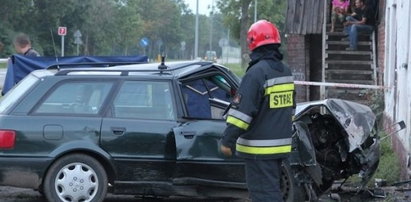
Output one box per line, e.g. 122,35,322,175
173,67,245,187
172,118,245,187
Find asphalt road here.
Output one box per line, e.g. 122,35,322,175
0,186,247,202
3,184,411,202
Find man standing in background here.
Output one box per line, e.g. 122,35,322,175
13,33,40,57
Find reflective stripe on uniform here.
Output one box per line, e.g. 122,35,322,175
264,76,295,109
236,144,292,155
269,91,294,108
236,137,292,154
227,109,252,123
264,76,294,88
264,83,295,95
237,137,292,147
226,116,249,130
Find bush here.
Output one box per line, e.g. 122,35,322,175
224,63,244,77
345,133,400,188
365,89,385,129
372,135,401,184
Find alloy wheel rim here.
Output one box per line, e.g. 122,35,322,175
54,162,99,202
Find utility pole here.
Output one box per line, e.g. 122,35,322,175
254,0,258,22
74,30,83,56
226,29,230,64
194,0,199,59
209,0,214,51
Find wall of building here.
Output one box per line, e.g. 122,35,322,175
377,0,386,85
384,0,411,178
308,35,323,101
286,34,310,102
377,22,385,85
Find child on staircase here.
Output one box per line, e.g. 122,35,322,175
331,0,350,32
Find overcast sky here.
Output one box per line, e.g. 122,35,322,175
184,0,214,15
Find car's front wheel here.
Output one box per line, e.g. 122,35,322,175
43,154,108,202
281,161,306,202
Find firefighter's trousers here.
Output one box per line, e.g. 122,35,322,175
244,158,283,202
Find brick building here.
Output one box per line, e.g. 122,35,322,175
285,0,380,103
285,0,411,179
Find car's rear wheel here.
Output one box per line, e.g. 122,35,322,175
281,161,306,202
43,154,108,202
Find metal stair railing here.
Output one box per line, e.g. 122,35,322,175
371,32,377,85
320,0,328,100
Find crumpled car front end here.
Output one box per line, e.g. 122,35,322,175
289,99,380,199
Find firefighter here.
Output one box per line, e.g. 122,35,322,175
220,20,295,202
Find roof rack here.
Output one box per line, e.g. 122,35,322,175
47,61,146,70
53,61,213,76
164,61,212,71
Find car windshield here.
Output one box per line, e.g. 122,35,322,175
206,51,216,57
0,74,40,113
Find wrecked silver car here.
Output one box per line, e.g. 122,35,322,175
288,98,380,201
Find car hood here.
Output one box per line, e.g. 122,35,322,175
296,99,376,152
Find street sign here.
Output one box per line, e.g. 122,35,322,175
180,41,186,51
58,27,67,36
74,30,83,45
74,30,82,38
73,29,83,55
58,27,67,56
218,38,228,47
139,37,149,47
74,38,83,45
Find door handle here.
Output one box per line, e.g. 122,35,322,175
181,131,196,139
111,127,126,136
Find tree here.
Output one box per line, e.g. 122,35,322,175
137,0,184,60
0,0,235,59
216,0,287,68
217,0,252,68
112,0,143,55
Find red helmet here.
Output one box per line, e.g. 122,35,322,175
247,20,281,51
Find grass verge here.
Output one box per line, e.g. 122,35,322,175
346,133,400,187
372,134,401,184
223,63,245,77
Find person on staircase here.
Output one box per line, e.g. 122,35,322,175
331,0,350,32
343,0,375,51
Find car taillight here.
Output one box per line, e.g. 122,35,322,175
0,130,16,149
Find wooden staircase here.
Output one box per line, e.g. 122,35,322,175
322,24,377,102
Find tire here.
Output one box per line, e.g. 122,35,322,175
281,161,306,202
43,154,108,202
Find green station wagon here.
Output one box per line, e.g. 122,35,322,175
0,61,380,202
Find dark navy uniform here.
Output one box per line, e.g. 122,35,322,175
221,44,295,202
24,48,40,57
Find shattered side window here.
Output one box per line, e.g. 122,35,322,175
181,75,231,119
